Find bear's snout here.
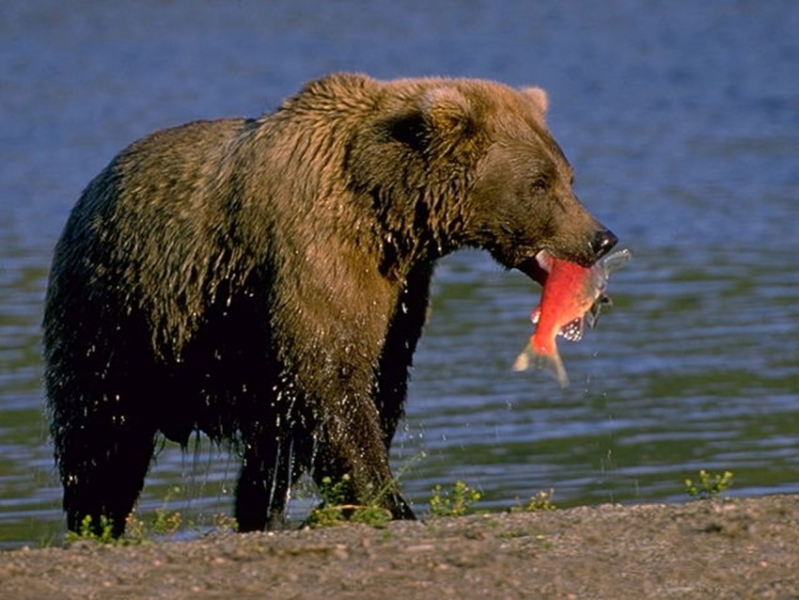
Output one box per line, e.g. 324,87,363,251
590,229,618,259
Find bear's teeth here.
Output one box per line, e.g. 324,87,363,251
535,250,553,273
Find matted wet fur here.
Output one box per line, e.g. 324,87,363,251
43,73,616,536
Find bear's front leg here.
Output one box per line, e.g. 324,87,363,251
310,391,415,521
269,254,416,522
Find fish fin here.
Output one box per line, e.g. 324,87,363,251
512,343,569,387
585,309,598,330
513,347,531,372
559,317,584,342
586,294,613,329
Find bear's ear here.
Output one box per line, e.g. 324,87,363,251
521,86,549,117
420,87,475,135
377,86,475,151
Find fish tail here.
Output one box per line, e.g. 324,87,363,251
534,349,569,388
512,343,569,387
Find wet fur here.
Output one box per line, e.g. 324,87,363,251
44,73,610,535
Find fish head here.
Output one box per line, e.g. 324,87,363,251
526,250,624,343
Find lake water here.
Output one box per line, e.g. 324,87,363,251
1,0,797,549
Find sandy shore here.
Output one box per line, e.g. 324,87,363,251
1,494,797,600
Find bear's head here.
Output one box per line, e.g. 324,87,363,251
320,74,616,281
437,80,618,282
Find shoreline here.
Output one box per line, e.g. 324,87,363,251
1,494,797,599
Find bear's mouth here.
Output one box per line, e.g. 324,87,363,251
517,248,604,286
515,250,554,287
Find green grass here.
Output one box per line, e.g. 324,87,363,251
62,486,236,546
305,474,393,528
511,488,557,513
64,515,117,545
428,480,482,517
67,464,740,543
684,470,734,500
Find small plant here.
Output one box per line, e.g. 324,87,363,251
150,486,184,535
513,488,557,512
347,504,393,528
151,506,183,535
306,474,353,527
684,469,734,499
210,513,239,534
65,514,117,545
305,474,392,528
65,486,190,546
319,474,352,506
305,502,347,528
428,480,482,517
124,512,148,543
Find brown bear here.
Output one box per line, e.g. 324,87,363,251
43,73,617,536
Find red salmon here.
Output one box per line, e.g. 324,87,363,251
513,249,631,386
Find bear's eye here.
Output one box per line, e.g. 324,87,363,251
530,177,549,194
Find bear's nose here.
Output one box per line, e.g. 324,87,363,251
591,229,618,258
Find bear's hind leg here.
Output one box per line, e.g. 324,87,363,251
56,412,156,538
